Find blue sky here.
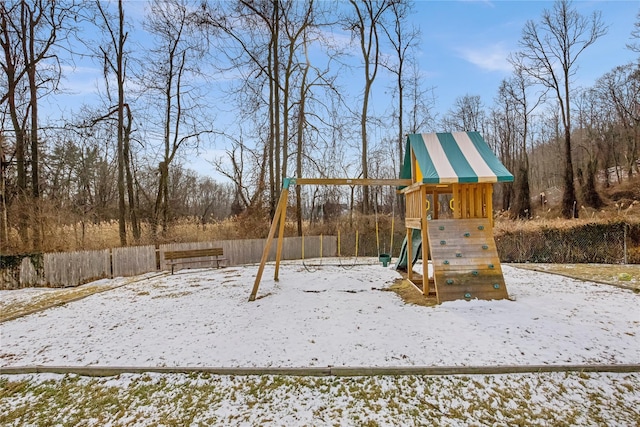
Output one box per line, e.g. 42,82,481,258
50,1,639,120
37,0,640,181
407,0,639,117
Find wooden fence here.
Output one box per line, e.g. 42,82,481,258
112,245,157,277
44,249,111,288
1,236,337,290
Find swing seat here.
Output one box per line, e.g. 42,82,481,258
378,253,391,267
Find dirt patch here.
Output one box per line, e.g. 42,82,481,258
384,277,438,307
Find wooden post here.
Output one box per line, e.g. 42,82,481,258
433,190,439,219
420,185,429,294
410,150,417,182
487,184,494,225
451,184,459,219
274,190,288,281
406,228,413,282
249,189,289,301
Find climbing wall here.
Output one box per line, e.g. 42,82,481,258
426,218,508,303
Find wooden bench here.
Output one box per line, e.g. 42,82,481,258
164,248,226,274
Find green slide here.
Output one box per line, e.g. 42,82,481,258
395,229,422,271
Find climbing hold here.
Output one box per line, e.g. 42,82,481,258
439,225,445,231
446,279,454,285
464,232,471,237
482,245,489,250
464,292,471,299
443,260,450,265
472,270,479,276
440,240,446,245
488,264,494,269
478,225,484,230
493,284,500,289
455,253,462,258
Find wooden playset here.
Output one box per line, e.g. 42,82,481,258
249,131,514,304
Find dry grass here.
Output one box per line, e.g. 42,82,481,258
0,284,119,323
1,372,638,426
0,274,166,322
513,263,640,291
6,208,639,255
4,175,640,257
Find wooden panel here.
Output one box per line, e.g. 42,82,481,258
405,218,422,229
434,285,507,301
426,218,509,303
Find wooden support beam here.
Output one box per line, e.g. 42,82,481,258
273,190,288,281
405,218,422,229
407,228,413,282
249,189,289,302
420,185,430,294
251,175,416,302
293,178,412,187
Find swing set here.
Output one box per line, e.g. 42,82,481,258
300,191,397,272
249,177,411,301
250,131,515,304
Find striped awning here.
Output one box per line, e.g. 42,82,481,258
401,132,514,184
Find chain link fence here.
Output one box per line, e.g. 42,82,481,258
495,222,639,264
334,221,640,264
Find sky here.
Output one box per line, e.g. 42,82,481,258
402,0,639,118
36,1,640,181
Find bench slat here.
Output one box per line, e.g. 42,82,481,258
164,248,223,260
163,247,225,273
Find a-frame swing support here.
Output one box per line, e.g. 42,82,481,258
249,177,412,302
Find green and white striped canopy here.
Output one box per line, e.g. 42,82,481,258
401,132,514,184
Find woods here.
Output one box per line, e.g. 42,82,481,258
1,0,639,254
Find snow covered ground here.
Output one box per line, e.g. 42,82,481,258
1,260,638,368
1,260,639,426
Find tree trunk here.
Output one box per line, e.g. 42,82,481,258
361,78,370,214
561,131,578,218
581,158,604,208
123,108,139,241
116,0,127,245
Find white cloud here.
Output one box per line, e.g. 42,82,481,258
456,42,512,73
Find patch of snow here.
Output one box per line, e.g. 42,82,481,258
0,261,638,368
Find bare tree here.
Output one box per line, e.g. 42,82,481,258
96,0,139,244
380,0,418,176
627,10,640,55
346,0,393,214
574,89,605,208
512,0,607,218
594,64,640,179
197,0,288,216
441,94,485,132
498,64,547,218
0,0,81,249
405,61,437,135
142,0,211,237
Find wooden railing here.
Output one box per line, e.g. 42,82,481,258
404,184,424,229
